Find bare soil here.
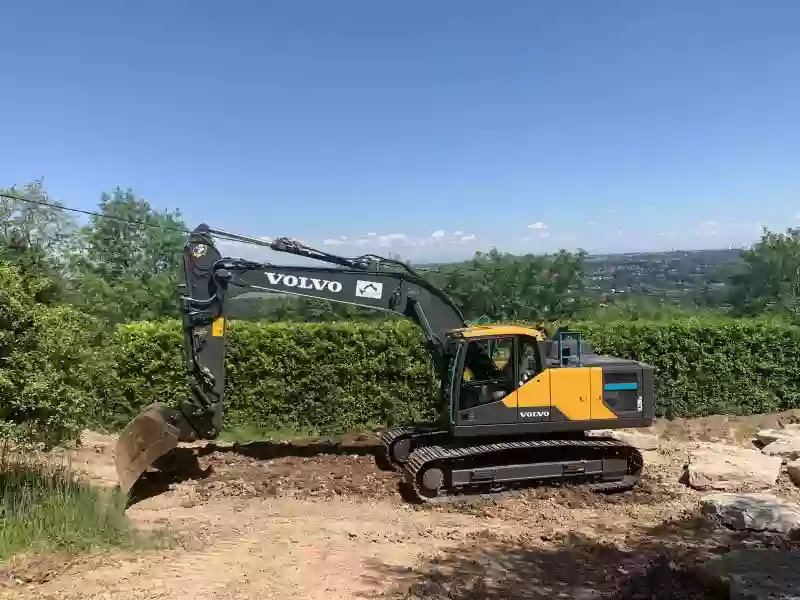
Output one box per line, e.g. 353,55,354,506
3,412,800,600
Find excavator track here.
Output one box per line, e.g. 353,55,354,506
377,425,447,468
400,437,644,505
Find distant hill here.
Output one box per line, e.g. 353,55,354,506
583,248,743,304
414,247,744,306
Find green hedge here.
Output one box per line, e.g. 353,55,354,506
0,263,112,447
95,317,800,435
101,320,438,434
575,318,800,418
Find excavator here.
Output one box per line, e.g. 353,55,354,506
115,224,656,503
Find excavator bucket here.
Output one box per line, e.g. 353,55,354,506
114,402,189,495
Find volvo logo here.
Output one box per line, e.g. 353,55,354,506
265,272,343,293
519,410,550,418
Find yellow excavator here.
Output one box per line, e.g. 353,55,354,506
115,224,655,503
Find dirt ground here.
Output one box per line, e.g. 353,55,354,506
3,412,800,600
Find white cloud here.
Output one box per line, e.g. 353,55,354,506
376,233,407,246
538,231,550,239
587,221,597,226
217,235,275,255
527,221,547,230
316,229,480,251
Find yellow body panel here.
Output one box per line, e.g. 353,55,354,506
211,317,225,337
456,325,546,340
510,370,551,408
589,367,618,420
511,367,613,422
549,368,592,421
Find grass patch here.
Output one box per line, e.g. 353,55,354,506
218,423,324,443
217,422,381,443
0,447,158,561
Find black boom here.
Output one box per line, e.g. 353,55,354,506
177,224,466,440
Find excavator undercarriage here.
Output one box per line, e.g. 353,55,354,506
115,224,655,503
380,427,644,504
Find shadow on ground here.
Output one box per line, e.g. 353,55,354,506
126,447,213,507
362,512,799,600
204,435,383,461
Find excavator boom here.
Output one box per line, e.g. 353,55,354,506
115,224,466,493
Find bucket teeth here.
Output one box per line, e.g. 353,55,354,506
114,402,188,494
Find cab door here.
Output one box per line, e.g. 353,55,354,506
453,336,518,426
515,336,552,423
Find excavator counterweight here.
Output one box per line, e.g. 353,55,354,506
115,224,655,502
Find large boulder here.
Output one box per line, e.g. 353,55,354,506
757,429,797,446
762,438,800,461
687,443,782,491
701,493,800,534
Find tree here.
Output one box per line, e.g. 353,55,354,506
726,227,800,319
423,247,592,323
67,188,188,323
0,261,108,446
0,180,76,303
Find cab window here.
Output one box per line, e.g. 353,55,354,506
459,337,515,410
518,337,542,384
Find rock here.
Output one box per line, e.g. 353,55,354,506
705,549,800,600
701,493,800,534
762,437,800,461
787,461,800,487
585,428,659,450
757,429,799,446
610,430,660,451
756,428,800,460
687,443,782,491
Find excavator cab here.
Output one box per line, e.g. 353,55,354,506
436,326,653,436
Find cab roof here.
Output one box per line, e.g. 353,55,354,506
449,324,547,340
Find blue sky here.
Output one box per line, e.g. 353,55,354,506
2,1,799,262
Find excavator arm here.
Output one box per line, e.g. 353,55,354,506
115,223,466,493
